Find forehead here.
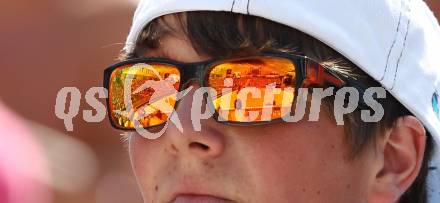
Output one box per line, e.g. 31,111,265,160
141,15,210,62
155,14,188,39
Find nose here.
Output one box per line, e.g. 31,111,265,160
163,82,226,158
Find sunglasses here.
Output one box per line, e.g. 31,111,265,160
103,51,365,130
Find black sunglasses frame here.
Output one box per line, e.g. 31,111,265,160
103,51,367,131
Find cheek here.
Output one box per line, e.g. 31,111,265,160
234,122,370,202
129,134,167,198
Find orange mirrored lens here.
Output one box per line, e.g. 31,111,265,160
109,63,180,129
208,56,297,122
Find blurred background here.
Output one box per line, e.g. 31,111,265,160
0,1,438,203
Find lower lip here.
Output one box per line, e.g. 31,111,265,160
172,195,231,203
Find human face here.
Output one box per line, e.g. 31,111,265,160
127,15,377,203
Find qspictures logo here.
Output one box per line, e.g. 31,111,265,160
54,63,387,139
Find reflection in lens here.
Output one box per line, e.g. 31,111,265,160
208,56,297,122
109,63,180,129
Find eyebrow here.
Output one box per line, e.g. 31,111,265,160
143,49,175,60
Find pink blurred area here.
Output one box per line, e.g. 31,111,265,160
0,101,52,203
0,0,143,202
0,1,438,203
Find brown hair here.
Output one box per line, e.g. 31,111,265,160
123,12,435,203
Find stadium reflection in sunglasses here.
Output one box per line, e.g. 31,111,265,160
103,51,352,130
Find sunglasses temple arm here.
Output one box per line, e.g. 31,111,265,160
337,75,373,108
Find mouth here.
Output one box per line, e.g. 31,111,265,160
170,194,233,203
163,177,238,203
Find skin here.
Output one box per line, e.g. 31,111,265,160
127,15,426,203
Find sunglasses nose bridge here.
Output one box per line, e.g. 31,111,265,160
180,63,206,89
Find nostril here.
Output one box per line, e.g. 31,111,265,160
189,142,210,151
